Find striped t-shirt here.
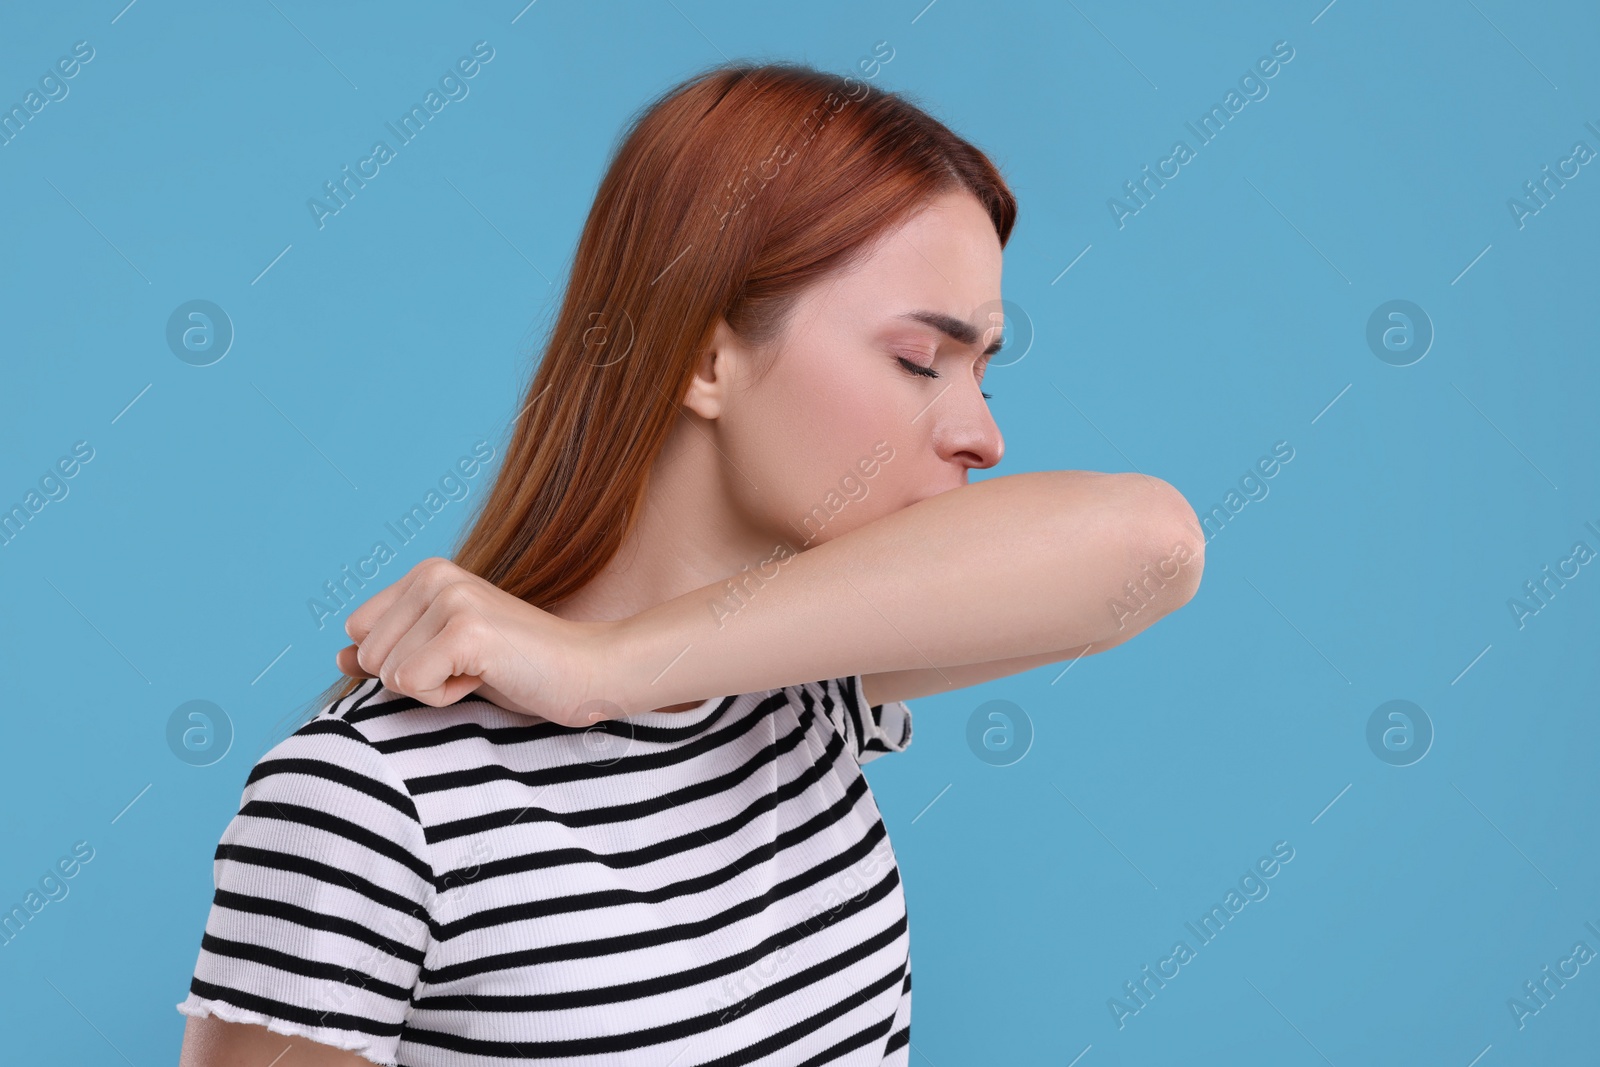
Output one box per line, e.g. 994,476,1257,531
177,673,914,1066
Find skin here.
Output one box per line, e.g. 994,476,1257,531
183,188,1203,1061
568,186,1198,711
550,187,1009,710
318,186,1201,720
178,1019,375,1066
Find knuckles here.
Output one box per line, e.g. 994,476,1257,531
434,581,477,613
349,557,504,706
419,556,461,585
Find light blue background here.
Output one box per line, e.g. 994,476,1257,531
2,0,1597,1063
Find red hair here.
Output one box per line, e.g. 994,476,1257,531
310,60,1017,714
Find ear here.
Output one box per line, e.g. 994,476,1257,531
680,316,743,421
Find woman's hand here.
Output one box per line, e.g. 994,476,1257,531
336,557,617,727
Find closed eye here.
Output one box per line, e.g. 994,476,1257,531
896,356,993,401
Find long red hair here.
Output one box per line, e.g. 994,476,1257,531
307,59,1016,717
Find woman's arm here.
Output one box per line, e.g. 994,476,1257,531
607,470,1203,713
850,613,1162,709
179,1015,374,1066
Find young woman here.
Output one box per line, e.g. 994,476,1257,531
176,61,1203,1066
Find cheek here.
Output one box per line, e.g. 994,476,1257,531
800,420,926,542
806,386,902,482
736,352,927,541
754,358,875,470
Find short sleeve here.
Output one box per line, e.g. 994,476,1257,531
175,716,435,1066
805,674,913,765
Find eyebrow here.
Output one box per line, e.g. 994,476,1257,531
897,309,1005,356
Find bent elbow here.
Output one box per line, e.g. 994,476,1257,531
1162,492,1206,608
1035,470,1204,644
1130,475,1206,612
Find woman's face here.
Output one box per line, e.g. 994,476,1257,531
703,188,1006,551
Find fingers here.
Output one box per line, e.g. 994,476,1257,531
347,558,464,678
338,558,573,716
344,556,452,647
379,586,484,704
335,645,375,678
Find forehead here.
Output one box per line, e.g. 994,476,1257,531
819,191,1004,328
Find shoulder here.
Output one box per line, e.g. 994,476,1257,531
220,681,443,899
274,677,547,777
246,681,425,824
180,680,455,1056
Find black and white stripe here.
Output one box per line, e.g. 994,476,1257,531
178,674,913,1066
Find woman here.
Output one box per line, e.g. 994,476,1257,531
176,61,1203,1065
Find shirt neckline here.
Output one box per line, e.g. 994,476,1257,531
619,691,743,728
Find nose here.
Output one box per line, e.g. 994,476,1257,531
934,378,1004,471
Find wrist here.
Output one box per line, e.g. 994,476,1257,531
606,593,729,717
600,608,670,717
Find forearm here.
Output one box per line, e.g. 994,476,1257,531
607,470,1202,714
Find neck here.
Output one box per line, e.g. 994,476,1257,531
546,424,782,711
